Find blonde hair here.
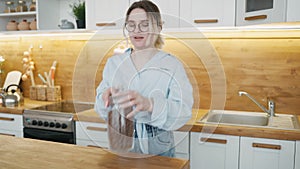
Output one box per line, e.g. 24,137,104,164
124,0,164,49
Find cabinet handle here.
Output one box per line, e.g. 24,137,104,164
244,15,267,21
0,117,14,121
0,133,15,137
252,143,281,150
86,126,107,132
194,19,218,24
96,23,116,27
200,137,227,144
87,145,108,149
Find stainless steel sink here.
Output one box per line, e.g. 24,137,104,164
199,110,300,129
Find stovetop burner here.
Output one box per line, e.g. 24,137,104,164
29,101,94,114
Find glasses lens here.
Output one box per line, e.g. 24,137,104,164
139,21,149,32
125,22,135,32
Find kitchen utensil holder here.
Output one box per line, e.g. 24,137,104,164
36,85,47,101
29,86,37,100
46,86,61,101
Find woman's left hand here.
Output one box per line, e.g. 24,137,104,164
112,90,153,119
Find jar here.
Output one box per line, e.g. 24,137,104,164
18,19,30,31
4,1,16,13
16,0,28,12
29,0,36,11
6,20,18,31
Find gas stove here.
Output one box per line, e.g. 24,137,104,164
23,101,94,133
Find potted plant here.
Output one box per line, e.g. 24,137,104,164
70,0,85,29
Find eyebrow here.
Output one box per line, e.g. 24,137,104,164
126,19,149,23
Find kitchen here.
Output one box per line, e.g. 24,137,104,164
0,0,300,169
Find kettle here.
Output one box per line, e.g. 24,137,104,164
0,84,24,107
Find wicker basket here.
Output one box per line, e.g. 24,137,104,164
46,86,61,101
36,85,47,101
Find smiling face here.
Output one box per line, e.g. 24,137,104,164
126,8,160,50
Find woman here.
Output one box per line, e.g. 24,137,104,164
95,0,193,157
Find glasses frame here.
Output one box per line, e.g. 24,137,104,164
125,20,150,32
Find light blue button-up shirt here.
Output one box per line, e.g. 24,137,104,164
94,49,193,153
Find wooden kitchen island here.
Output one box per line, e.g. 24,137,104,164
0,135,189,169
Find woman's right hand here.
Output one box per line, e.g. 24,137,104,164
102,87,119,108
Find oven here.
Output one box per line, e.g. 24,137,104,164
23,101,94,144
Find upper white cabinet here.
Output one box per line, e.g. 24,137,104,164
190,132,239,169
287,0,300,22
86,0,129,30
180,0,236,28
240,137,295,169
130,0,180,28
236,0,287,26
0,0,61,31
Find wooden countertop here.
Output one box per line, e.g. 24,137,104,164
74,109,300,141
0,135,189,169
0,98,54,114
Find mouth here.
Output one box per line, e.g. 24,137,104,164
134,36,144,40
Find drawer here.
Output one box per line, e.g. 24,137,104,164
76,121,108,142
76,139,109,149
0,129,23,137
0,113,23,131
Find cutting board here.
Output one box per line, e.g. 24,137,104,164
3,70,22,90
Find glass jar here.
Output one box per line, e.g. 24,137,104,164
4,1,16,13
29,0,36,11
16,0,28,12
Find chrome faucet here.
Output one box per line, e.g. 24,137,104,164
238,91,275,116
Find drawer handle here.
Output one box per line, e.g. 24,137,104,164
244,15,267,21
0,133,15,137
252,143,281,150
86,126,107,132
0,117,14,121
87,145,108,149
194,19,218,23
200,137,227,144
96,23,116,27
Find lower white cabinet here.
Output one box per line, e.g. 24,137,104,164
240,137,295,169
0,113,23,137
190,132,239,169
76,121,109,149
295,141,300,169
174,131,189,159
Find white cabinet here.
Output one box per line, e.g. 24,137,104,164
295,141,300,169
240,137,295,169
180,0,236,28
0,0,61,31
130,0,180,28
190,132,239,169
0,113,23,137
174,131,189,159
76,121,109,149
86,0,129,30
236,0,287,26
287,0,300,22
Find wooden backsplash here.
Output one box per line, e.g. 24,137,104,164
0,29,299,115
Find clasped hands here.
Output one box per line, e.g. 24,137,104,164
102,87,153,119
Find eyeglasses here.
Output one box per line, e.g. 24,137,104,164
125,20,149,32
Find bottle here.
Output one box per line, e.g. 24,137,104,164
18,19,30,31
29,18,37,30
6,20,18,31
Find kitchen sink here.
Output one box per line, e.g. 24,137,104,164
199,110,300,129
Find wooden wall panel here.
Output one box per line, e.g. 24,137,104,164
0,30,299,115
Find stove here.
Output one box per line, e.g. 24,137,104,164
23,101,94,144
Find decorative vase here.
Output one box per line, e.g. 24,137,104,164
29,19,37,30
6,20,18,31
76,20,85,29
18,19,30,31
